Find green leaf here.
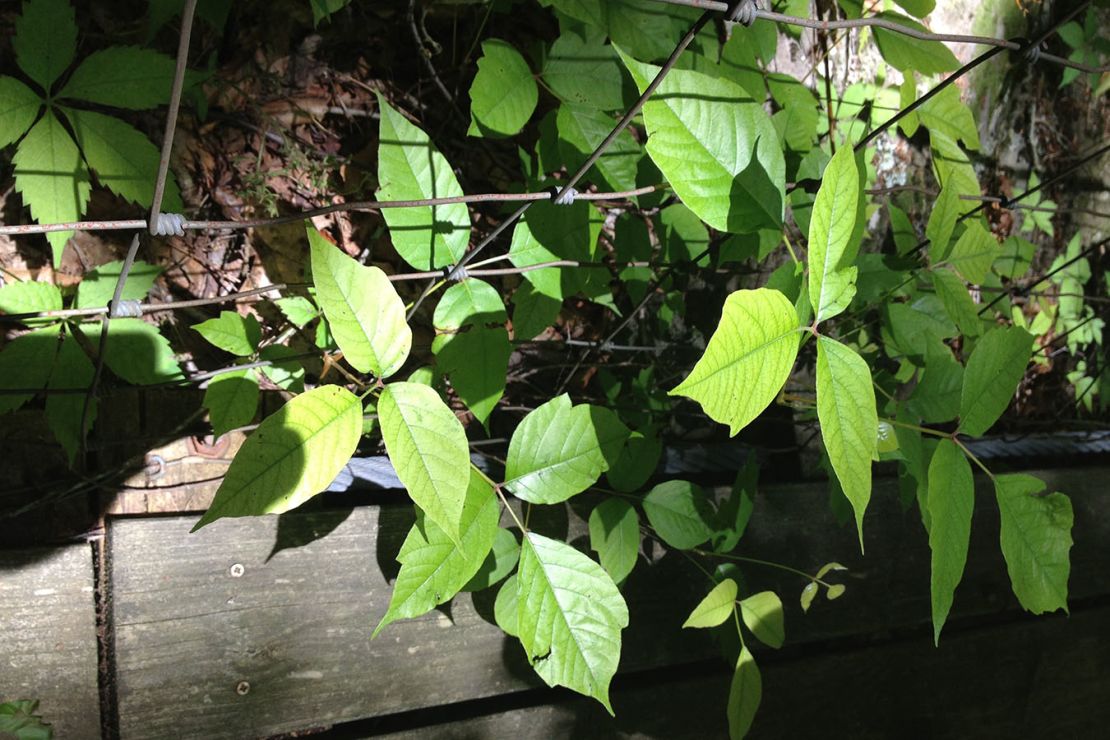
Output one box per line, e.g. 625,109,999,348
58,47,185,109
872,12,959,75
800,582,818,613
494,573,521,637
511,282,560,340
0,698,53,740
432,279,510,427
670,288,800,436
542,28,632,111
588,498,640,584
508,200,598,300
808,145,860,323
959,326,1033,436
203,368,259,437
376,94,470,270
12,109,92,267
0,325,60,415
907,341,964,423
682,578,737,629
64,107,183,211
727,647,762,739
193,311,262,356
642,480,716,550
274,296,318,328
258,345,305,393
463,527,520,592
925,180,961,262
517,533,629,714
943,222,999,284
994,474,1073,615
926,438,974,644
816,337,877,550
930,268,981,337
617,50,785,233
711,459,757,553
739,591,785,649
46,329,95,465
893,0,935,17
605,428,661,492
468,39,538,138
309,226,411,378
192,386,361,530
374,468,499,636
0,76,42,148
0,281,61,314
556,104,640,192
76,259,162,309
917,83,979,150
13,0,76,90
503,395,629,504
379,382,471,545
93,318,183,385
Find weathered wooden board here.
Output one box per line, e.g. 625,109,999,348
109,508,711,739
0,545,101,739
109,465,1109,738
368,604,1110,739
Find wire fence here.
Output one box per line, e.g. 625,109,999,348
0,0,1107,456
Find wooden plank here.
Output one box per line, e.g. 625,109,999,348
367,604,1110,739
0,545,101,739
109,508,710,739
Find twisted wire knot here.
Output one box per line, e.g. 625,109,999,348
728,0,758,27
150,212,186,236
443,263,469,281
551,186,579,206
1009,37,1042,65
109,299,143,318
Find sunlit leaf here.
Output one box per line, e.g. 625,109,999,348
468,39,538,137
872,12,959,75
728,647,762,739
943,222,999,284
682,578,737,629
739,591,785,648
193,311,262,357
13,0,76,90
192,385,362,530
59,46,186,109
0,281,61,314
76,259,162,309
517,533,629,713
0,76,42,148
808,145,860,323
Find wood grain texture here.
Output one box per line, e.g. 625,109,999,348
0,545,101,739
109,507,710,739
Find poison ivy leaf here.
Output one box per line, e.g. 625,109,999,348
64,107,183,211
259,345,305,393
511,282,560,340
13,0,76,90
12,109,92,267
959,326,1033,436
92,318,183,385
893,0,936,17
0,325,59,415
0,281,61,314
503,395,629,504
379,382,471,545
816,337,877,550
376,94,470,270
374,468,499,636
309,226,411,378
907,341,964,423
0,76,42,148
588,498,640,584
917,83,979,150
432,279,510,427
617,50,785,233
494,573,521,637
59,46,190,109
607,0,699,61
193,311,262,356
192,385,362,530
642,480,716,550
995,235,1035,279
76,259,162,309
468,39,538,137
203,368,259,437
944,222,999,284
605,428,661,492
508,200,598,300
670,288,800,436
808,146,860,323
543,28,632,111
930,268,981,337
556,103,640,192
682,578,737,629
274,296,318,328
463,527,520,592
872,12,959,75
994,474,1073,615
728,647,762,739
46,330,95,465
926,438,973,645
739,591,785,649
517,532,629,714
926,181,961,262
